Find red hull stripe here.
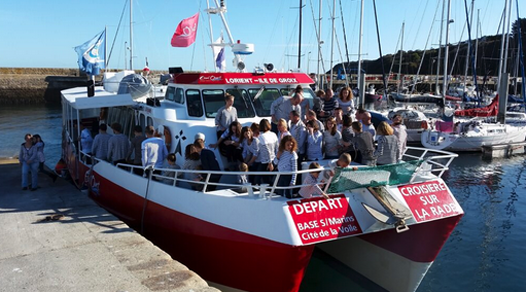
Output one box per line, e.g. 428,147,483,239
92,173,314,292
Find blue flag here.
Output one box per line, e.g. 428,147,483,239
75,30,106,76
215,47,225,71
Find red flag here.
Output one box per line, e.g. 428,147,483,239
171,13,199,47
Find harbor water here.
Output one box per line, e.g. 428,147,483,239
3,104,525,292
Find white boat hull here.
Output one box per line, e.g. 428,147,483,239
421,124,526,151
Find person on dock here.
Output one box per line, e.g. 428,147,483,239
32,134,58,182
91,123,112,161
19,133,39,191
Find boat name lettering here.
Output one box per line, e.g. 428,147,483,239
225,78,253,84
399,182,447,196
292,198,343,215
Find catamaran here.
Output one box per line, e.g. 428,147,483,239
60,1,463,291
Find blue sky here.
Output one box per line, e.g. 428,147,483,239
0,0,520,73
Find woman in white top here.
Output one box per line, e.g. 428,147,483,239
337,86,355,115
256,119,278,185
323,117,342,159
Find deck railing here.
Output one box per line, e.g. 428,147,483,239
82,146,457,198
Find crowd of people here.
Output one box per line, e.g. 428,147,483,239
25,85,408,198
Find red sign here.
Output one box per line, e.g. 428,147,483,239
172,72,314,85
287,195,362,244
399,180,462,223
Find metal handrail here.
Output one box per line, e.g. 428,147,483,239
81,146,458,198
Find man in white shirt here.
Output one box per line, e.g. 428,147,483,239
141,125,168,179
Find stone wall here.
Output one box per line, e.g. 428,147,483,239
0,68,164,104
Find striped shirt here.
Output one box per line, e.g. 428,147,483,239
321,97,338,115
276,150,298,185
107,134,131,162
91,133,112,160
374,135,400,165
258,131,278,164
299,174,324,198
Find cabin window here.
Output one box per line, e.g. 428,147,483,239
226,88,256,118
248,88,281,117
186,89,203,117
202,89,225,118
165,86,175,101
165,87,184,104
174,88,184,104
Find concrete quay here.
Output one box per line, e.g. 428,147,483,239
0,159,219,292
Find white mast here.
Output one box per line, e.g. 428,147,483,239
398,22,404,93
463,0,474,88
442,0,452,99
497,1,508,88
317,0,322,87
329,0,336,89
357,0,364,90
129,0,133,71
435,0,446,94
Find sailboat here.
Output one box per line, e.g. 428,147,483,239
421,0,526,152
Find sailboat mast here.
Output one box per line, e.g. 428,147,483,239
130,0,133,71
435,0,446,94
329,0,336,89
463,0,474,88
502,0,513,75
442,0,452,101
497,1,508,88
357,0,364,89
298,0,303,69
398,22,404,93
317,0,322,87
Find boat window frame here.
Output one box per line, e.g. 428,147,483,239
186,89,204,117
247,87,282,117
165,87,185,104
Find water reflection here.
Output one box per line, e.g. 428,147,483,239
1,104,525,291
